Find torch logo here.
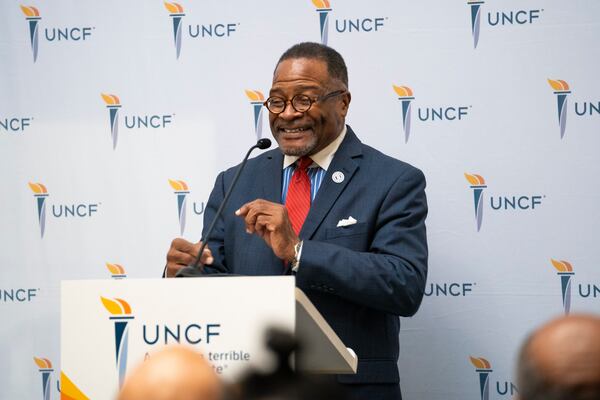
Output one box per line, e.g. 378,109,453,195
101,296,134,388
101,93,121,149
169,179,189,235
464,173,486,232
311,0,331,45
551,259,574,314
106,263,127,279
393,85,414,143
164,2,185,59
20,5,41,62
33,357,53,400
245,90,265,140
29,182,49,238
547,79,571,139
467,0,484,49
470,356,492,400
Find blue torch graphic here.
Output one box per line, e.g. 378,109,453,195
393,86,414,143
33,357,54,400
246,90,265,139
165,2,185,59
548,79,571,139
29,182,49,238
465,174,486,232
169,179,189,235
470,356,492,400
468,1,484,49
20,6,41,62
101,94,122,149
101,297,134,388
551,259,575,314
312,0,332,45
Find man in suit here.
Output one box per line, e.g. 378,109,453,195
166,42,428,399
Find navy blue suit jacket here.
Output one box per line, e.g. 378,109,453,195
202,126,428,384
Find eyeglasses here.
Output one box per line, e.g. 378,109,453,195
263,90,346,114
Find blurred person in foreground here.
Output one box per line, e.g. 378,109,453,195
118,345,222,400
516,313,600,400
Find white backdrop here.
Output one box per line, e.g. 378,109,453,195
1,0,599,399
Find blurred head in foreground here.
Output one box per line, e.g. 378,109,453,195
517,314,600,400
118,346,222,400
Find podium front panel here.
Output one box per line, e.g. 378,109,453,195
61,276,295,399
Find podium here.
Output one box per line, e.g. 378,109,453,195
60,276,357,399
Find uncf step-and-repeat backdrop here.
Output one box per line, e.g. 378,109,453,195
1,1,599,399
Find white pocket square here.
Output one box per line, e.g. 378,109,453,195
336,216,357,227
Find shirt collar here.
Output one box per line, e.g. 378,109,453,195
282,125,347,171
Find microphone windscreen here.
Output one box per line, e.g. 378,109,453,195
256,138,272,149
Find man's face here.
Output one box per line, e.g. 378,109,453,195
268,58,350,156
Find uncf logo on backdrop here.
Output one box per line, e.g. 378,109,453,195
28,182,100,238
245,89,265,140
466,1,543,49
168,179,205,236
469,356,518,399
101,296,134,388
463,173,545,231
33,357,89,400
19,5,94,63
547,79,599,140
164,2,239,60
100,93,175,149
549,259,599,315
310,0,386,45
393,84,471,143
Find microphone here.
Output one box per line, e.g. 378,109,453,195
176,138,272,277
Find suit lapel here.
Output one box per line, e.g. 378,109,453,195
300,127,362,240
262,149,284,204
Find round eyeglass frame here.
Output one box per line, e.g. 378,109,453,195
263,90,346,114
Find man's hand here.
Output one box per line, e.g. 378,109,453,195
165,238,213,278
236,199,299,261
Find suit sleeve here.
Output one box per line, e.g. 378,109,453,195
295,167,428,316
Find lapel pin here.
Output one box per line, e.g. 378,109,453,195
332,171,345,184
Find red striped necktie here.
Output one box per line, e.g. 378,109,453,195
286,156,312,235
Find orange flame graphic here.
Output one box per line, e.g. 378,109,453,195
464,173,486,186
169,179,189,191
245,90,265,102
547,79,570,92
393,85,413,97
20,5,40,17
164,1,184,13
106,263,125,275
312,0,331,8
469,356,491,369
33,357,52,369
28,182,48,194
101,93,120,106
551,259,573,273
101,297,132,315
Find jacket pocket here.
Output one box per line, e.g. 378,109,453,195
326,222,368,239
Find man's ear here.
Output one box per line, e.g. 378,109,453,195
340,91,351,117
